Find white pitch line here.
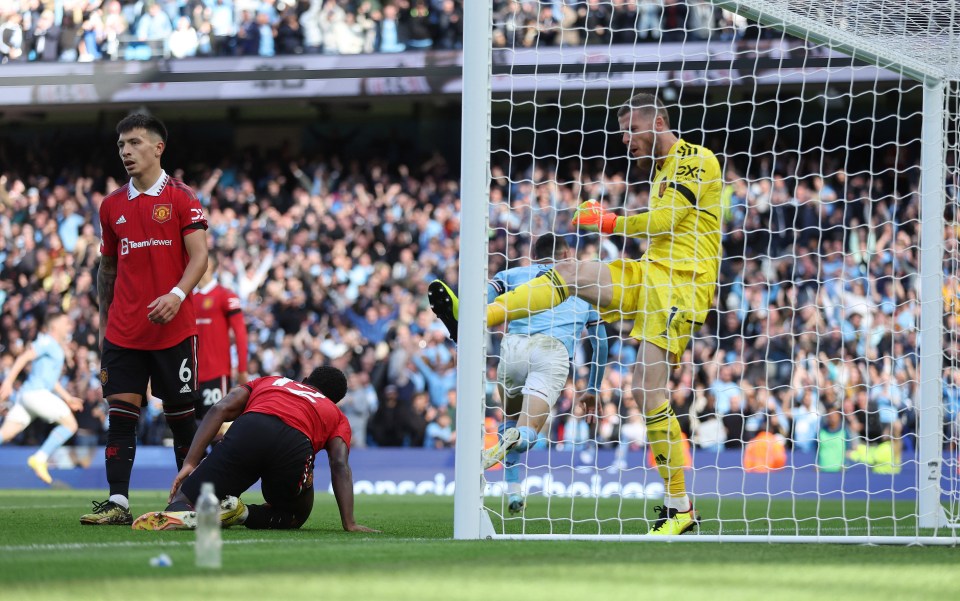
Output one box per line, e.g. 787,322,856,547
0,537,426,553
0,504,87,510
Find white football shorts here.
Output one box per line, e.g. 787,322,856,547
496,333,570,407
6,389,72,425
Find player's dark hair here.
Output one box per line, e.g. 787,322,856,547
303,366,348,402
208,253,219,271
116,113,168,144
533,233,567,261
38,308,65,330
617,93,670,129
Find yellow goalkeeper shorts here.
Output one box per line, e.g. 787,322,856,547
599,259,716,362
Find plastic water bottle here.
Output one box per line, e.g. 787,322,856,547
195,482,222,569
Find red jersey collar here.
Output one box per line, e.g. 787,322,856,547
127,170,169,200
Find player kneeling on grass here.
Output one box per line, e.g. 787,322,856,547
132,366,377,533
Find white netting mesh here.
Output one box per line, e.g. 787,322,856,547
475,1,958,541
716,0,960,79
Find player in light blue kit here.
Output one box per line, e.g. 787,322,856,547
431,234,608,514
0,310,83,484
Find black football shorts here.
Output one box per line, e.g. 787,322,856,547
100,335,200,406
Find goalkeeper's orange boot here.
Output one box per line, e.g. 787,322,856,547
646,505,700,536
428,280,459,342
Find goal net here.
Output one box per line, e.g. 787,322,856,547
453,1,960,544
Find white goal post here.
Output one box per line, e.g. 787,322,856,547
454,0,959,544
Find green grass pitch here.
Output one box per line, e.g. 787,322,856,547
0,490,957,601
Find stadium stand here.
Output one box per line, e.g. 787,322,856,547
0,0,761,63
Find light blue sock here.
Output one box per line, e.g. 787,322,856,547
38,425,74,457
500,421,521,495
504,449,521,495
515,426,538,453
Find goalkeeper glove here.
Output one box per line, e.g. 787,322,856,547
572,200,618,234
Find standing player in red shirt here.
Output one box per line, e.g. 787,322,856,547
193,254,248,417
81,114,209,525
131,367,377,533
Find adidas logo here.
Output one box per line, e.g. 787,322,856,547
179,384,191,393
654,453,668,465
116,215,127,225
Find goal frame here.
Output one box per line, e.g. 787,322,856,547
453,0,957,543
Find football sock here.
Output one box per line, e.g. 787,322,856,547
38,425,74,459
106,401,140,499
108,494,129,509
515,426,538,453
164,405,199,470
499,420,521,494
645,401,690,512
244,504,301,530
488,269,568,327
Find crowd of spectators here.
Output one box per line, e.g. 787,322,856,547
0,0,764,63
0,113,957,472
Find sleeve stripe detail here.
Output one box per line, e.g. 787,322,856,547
226,309,242,317
491,279,507,296
668,181,719,222
667,181,698,206
545,270,568,303
182,222,207,233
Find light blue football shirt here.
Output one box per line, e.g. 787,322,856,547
488,264,601,359
21,333,65,393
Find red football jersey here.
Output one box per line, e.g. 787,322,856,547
99,171,208,350
193,282,249,381
242,376,352,453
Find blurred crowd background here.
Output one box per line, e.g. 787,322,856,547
1,119,955,469
0,0,761,62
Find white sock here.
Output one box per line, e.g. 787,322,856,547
664,495,691,513
31,451,48,462
108,494,129,509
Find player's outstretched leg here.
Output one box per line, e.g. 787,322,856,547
131,496,248,531
428,280,460,342
28,409,78,485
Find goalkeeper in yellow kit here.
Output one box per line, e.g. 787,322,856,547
429,93,722,536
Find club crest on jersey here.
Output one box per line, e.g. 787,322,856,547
100,368,108,385
152,204,173,224
658,181,667,197
203,298,214,309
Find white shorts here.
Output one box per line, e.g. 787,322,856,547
6,389,71,426
496,334,570,407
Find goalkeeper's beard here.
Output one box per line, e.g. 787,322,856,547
633,156,656,180
632,129,662,179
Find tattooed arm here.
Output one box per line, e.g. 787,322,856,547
98,255,118,351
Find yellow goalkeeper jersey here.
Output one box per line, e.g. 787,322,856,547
618,138,722,276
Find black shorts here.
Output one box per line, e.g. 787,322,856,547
100,336,200,406
196,375,229,418
180,412,315,507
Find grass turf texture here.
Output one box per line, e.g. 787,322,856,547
0,491,957,601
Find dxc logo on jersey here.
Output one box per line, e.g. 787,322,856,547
120,237,173,255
